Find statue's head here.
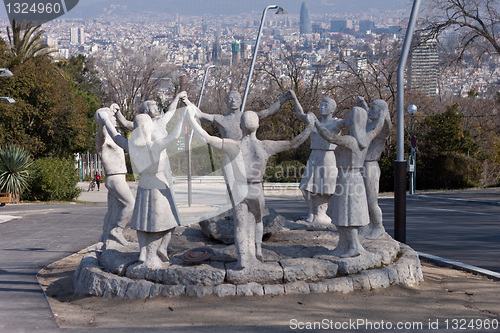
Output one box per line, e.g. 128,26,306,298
319,97,337,116
240,111,259,134
226,91,242,110
139,100,160,119
95,106,117,127
368,100,388,121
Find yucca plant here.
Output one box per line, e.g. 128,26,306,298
0,144,32,202
7,19,55,63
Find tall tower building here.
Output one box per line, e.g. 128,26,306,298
212,34,222,63
409,34,439,96
231,42,241,65
299,2,311,35
70,27,85,45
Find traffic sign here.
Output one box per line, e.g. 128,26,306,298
411,136,417,148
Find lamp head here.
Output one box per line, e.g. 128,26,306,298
408,104,417,115
0,97,15,104
0,68,13,77
275,7,287,15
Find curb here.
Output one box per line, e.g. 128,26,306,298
417,252,500,281
411,194,499,206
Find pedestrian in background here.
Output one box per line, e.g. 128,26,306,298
95,171,102,191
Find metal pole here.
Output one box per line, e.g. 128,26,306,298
409,115,415,195
187,65,216,206
241,5,278,113
395,0,422,243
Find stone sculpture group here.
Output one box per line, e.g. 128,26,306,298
95,90,390,268
74,88,423,299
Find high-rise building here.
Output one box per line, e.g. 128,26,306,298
232,42,241,65
212,34,222,63
70,27,85,45
299,2,311,35
331,20,353,33
359,20,376,34
409,34,439,96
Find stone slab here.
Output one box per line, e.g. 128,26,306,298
280,258,338,283
226,262,283,285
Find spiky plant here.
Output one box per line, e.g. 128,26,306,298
7,19,55,63
0,145,32,201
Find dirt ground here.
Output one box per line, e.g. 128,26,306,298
37,248,500,331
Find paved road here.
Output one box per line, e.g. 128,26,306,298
0,202,107,332
267,187,500,273
0,185,498,332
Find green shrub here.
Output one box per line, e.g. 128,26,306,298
265,160,305,183
24,157,82,201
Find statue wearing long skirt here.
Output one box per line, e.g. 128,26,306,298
187,106,314,269
362,100,391,239
115,92,186,191
297,95,342,225
94,104,135,246
98,110,185,268
315,105,387,257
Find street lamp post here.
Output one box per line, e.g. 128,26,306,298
394,0,422,244
408,105,417,195
241,5,287,113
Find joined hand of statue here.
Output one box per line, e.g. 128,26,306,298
98,110,109,121
306,112,315,124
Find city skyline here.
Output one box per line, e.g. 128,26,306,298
0,0,410,20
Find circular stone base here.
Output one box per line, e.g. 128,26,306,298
73,220,423,299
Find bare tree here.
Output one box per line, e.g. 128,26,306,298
420,0,500,61
95,46,177,118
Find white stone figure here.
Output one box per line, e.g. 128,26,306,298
183,90,293,212
94,104,135,246
189,90,293,140
98,109,186,268
362,99,391,239
315,105,387,258
186,106,314,269
115,93,186,190
295,94,342,225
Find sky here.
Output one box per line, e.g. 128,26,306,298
0,0,411,20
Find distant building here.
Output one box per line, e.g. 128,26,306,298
331,20,352,33
174,24,184,36
409,34,439,96
299,2,311,35
70,27,85,45
211,34,222,63
240,42,248,60
232,42,241,65
359,20,376,34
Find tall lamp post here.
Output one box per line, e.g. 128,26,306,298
187,65,216,206
241,5,287,113
394,0,422,244
408,105,417,195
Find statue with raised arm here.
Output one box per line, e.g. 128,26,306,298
315,103,387,258
115,92,186,196
97,108,186,268
187,90,293,140
186,105,314,269
362,100,392,239
94,104,135,247
293,93,342,225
